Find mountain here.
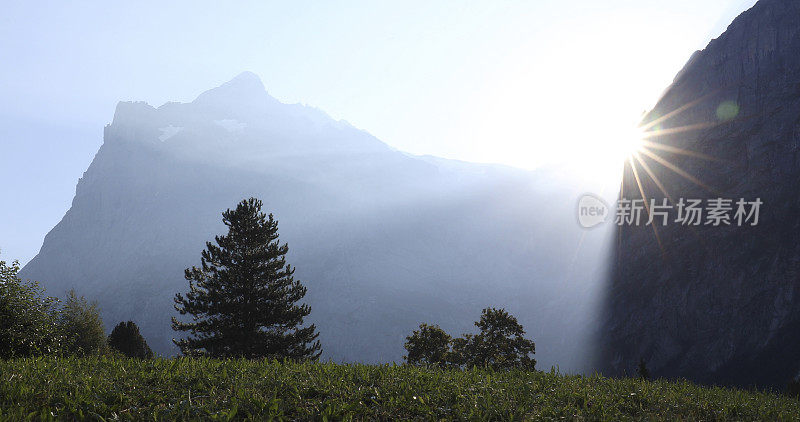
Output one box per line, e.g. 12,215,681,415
599,0,800,388
21,71,610,370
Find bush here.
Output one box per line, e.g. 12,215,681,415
108,321,153,358
58,290,107,356
0,257,61,358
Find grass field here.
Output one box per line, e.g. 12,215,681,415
0,357,798,421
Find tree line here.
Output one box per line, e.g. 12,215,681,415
0,197,537,369
0,256,152,359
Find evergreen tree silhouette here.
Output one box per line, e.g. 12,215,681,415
172,198,321,359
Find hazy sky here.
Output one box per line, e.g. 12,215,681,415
1,0,757,265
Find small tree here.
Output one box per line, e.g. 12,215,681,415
637,358,651,381
453,308,536,370
0,257,61,358
173,197,321,359
108,321,153,358
404,323,452,366
58,290,108,356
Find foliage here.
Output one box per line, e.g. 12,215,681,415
57,290,108,356
407,308,536,370
453,308,536,370
173,197,321,359
0,257,61,358
404,323,452,366
0,356,798,421
109,321,153,359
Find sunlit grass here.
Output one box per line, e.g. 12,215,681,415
0,356,797,421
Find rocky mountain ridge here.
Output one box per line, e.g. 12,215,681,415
600,0,800,388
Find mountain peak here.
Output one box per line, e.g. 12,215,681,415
224,71,266,91
191,71,275,110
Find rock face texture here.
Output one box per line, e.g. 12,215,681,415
21,72,610,370
600,0,800,388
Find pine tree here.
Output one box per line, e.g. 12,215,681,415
108,321,153,359
172,197,321,359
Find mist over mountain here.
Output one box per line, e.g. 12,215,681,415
20,71,610,370
600,0,800,388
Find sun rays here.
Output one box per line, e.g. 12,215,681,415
613,94,740,258
622,97,732,203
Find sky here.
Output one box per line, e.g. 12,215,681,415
0,0,758,265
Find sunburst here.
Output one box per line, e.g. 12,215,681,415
615,93,738,258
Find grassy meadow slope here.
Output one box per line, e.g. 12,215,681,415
0,357,798,421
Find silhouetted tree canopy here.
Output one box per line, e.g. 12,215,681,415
453,308,536,370
108,321,153,359
404,307,535,370
404,323,452,366
172,197,321,359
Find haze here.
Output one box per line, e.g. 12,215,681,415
1,0,757,265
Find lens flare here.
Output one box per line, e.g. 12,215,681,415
620,127,645,157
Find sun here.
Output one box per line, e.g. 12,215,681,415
599,124,648,171
616,126,646,160
578,123,647,177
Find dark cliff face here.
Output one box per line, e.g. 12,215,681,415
21,73,610,370
600,0,800,388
